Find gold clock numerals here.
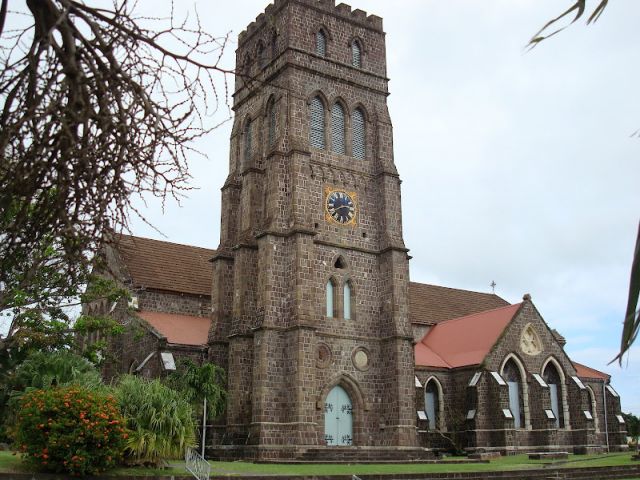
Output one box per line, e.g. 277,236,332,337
325,188,357,226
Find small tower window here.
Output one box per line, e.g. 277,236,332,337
271,33,278,59
257,42,266,69
316,30,327,57
310,96,325,149
343,281,352,320
268,99,276,147
352,108,365,159
326,279,335,318
352,40,361,68
331,103,346,154
244,118,253,163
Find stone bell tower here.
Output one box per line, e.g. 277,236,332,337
208,0,418,460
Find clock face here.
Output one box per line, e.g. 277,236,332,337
325,189,356,225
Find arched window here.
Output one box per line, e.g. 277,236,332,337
316,29,327,57
343,281,352,320
326,279,335,318
586,385,599,432
310,96,325,149
271,34,278,59
267,99,276,147
503,359,525,429
424,379,440,430
257,42,266,69
543,362,564,428
351,40,361,67
244,118,253,164
352,108,365,159
331,103,346,154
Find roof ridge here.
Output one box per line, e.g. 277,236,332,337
119,234,215,253
429,302,522,327
409,281,506,299
572,361,610,379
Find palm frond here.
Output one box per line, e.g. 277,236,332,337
612,221,640,365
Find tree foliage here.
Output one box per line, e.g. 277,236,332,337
614,223,640,365
10,350,102,391
528,0,609,47
622,411,639,444
165,358,227,420
116,375,196,466
528,2,640,364
0,0,231,278
1,0,232,389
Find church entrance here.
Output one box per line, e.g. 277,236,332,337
324,385,353,446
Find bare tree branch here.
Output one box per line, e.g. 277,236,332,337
0,0,233,307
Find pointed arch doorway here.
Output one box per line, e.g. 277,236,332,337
324,385,353,446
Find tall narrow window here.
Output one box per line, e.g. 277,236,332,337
544,362,564,428
268,100,276,147
326,280,334,318
503,360,524,429
352,108,365,159
257,42,266,69
351,40,361,67
244,118,252,164
271,34,278,59
343,281,351,320
331,103,346,154
424,380,439,430
316,30,326,57
310,96,325,149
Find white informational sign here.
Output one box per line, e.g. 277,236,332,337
545,409,556,420
502,409,513,419
417,410,428,421
160,351,176,371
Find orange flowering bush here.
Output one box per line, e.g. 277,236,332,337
15,386,127,475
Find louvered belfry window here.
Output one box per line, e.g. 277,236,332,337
268,100,276,147
352,108,365,159
309,96,325,149
316,30,326,57
244,118,252,163
352,41,361,67
331,103,346,154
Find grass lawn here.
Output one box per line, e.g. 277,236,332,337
1,450,637,477
208,453,638,476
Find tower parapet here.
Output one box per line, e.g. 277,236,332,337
238,0,383,45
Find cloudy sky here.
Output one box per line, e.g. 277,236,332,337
128,1,640,414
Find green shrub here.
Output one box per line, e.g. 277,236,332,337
15,386,126,475
116,375,196,466
12,350,102,391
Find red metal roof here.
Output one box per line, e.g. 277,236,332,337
137,310,211,346
415,303,522,368
573,361,610,381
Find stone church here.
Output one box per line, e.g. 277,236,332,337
91,0,628,461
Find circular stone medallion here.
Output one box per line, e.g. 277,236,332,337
317,343,332,368
352,347,370,371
